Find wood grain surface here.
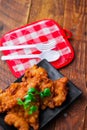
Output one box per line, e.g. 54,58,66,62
0,0,87,130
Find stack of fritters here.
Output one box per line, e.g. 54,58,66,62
0,65,68,130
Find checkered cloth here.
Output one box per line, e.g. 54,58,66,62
0,19,74,78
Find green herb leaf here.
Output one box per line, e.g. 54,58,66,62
24,93,36,102
40,92,44,98
24,95,32,101
29,93,36,101
27,88,37,93
43,88,51,97
28,110,33,115
17,98,24,105
23,103,30,110
30,105,38,111
24,99,31,105
29,106,38,114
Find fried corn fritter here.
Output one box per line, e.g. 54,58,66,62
0,82,28,113
5,105,40,130
40,77,68,110
0,65,68,130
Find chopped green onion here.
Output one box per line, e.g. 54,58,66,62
40,92,44,98
24,99,31,105
17,87,51,115
43,88,51,97
30,105,38,112
24,94,36,102
24,103,30,110
27,88,37,93
28,106,38,114
17,98,24,105
28,110,33,115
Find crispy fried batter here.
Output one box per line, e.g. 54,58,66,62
22,65,48,82
0,65,47,113
5,105,39,130
40,77,68,110
0,82,28,112
5,112,29,130
0,65,68,130
53,77,68,106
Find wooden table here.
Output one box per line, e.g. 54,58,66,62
0,0,86,130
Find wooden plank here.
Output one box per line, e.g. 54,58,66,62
0,0,31,89
29,0,65,26
29,0,87,130
0,0,31,37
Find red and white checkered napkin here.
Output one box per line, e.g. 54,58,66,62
0,19,74,78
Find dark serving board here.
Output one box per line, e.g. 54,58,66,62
0,59,82,130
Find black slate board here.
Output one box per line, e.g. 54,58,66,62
0,59,82,130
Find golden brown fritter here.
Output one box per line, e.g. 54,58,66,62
22,65,48,82
5,105,39,130
40,77,68,110
0,65,48,113
53,77,68,107
0,65,68,130
5,112,29,130
0,82,28,113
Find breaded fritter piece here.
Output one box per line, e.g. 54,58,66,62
0,65,68,130
0,65,48,113
0,82,28,113
41,77,68,110
53,77,68,106
22,65,48,82
5,105,39,130
5,112,29,130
